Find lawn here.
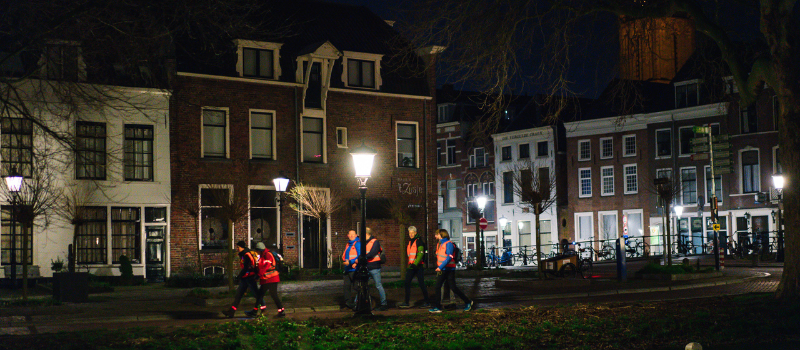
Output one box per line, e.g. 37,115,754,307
2,293,798,349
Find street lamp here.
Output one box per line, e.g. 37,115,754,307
272,176,290,248
476,195,487,268
772,173,785,262
4,167,23,288
673,205,683,217
350,143,376,315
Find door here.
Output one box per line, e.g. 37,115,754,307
752,215,769,249
145,227,165,282
302,216,326,268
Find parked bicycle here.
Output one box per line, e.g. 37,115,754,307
513,246,533,266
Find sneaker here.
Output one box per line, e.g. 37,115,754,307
244,309,259,318
463,301,474,312
345,302,356,310
428,307,443,313
375,304,389,311
397,302,412,309
420,302,431,309
221,307,236,318
277,309,286,317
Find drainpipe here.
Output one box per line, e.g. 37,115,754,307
423,99,430,266
295,87,302,267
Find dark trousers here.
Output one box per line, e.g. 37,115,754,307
231,277,259,309
404,267,430,304
257,283,283,310
343,271,355,306
433,270,470,309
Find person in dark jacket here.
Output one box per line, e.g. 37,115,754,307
222,241,260,318
398,226,430,308
342,230,360,309
429,229,473,313
363,227,388,310
251,242,285,317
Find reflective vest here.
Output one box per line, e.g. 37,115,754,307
366,238,381,263
436,240,456,268
259,251,279,281
407,239,423,265
342,242,358,262
240,250,258,279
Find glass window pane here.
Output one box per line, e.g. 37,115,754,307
348,60,359,85
243,49,257,76
203,110,226,126
259,50,273,77
361,61,374,87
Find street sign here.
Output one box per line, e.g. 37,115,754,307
691,153,710,161
689,135,730,145
690,142,731,153
479,217,488,230
711,150,732,158
713,166,733,175
713,159,733,167
693,126,711,134
713,224,721,231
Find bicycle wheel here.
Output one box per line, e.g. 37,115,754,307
560,263,577,278
579,259,593,277
601,245,615,261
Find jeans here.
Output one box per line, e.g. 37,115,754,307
257,283,283,310
433,270,470,309
343,271,355,306
231,277,259,309
404,267,430,304
368,268,387,305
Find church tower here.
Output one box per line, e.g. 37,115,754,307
619,15,695,83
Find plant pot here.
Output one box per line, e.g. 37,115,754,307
52,272,89,302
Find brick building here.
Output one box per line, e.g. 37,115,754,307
169,2,439,273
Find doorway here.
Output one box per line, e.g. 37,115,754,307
302,216,327,268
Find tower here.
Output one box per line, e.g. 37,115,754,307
619,15,695,83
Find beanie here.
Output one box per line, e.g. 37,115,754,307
256,242,266,250
236,241,247,249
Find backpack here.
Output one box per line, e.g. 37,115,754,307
257,250,285,278
450,242,462,264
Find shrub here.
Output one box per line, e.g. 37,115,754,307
187,288,211,299
118,255,134,280
165,273,225,288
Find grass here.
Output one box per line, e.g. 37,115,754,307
2,293,799,349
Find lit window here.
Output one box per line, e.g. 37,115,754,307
397,123,417,167
76,121,107,180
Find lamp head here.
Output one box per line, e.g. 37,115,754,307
772,173,784,191
476,195,487,210
350,143,376,186
272,176,290,192
4,167,22,193
673,205,684,217
498,216,508,227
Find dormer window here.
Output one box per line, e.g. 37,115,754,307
41,41,84,81
235,40,282,80
342,51,382,90
675,80,700,108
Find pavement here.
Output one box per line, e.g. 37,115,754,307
0,256,784,336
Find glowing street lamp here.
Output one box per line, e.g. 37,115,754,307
772,173,785,262
3,167,22,287
350,143,376,315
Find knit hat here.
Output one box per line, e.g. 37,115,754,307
236,241,247,249
256,242,266,250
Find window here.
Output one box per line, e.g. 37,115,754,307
578,140,590,161
1,206,34,265
347,59,375,88
704,166,722,202
466,183,478,198
773,147,782,174
437,105,453,123
575,213,593,241
45,44,80,81
202,109,227,158
740,104,758,134
501,146,512,161
537,141,548,157
681,167,697,205
76,121,106,179
655,129,671,157
623,135,636,157
623,210,643,237
539,167,551,199
447,180,457,208
519,144,530,159
396,123,417,167
656,168,672,181
773,96,780,131
112,207,140,264
73,207,106,264
243,48,274,78
470,147,486,168
520,169,533,202
601,166,614,196
1,117,33,177
600,138,613,159
741,150,760,193
482,181,495,197
624,164,638,194
250,189,278,248
446,139,457,165
675,82,699,108
679,127,694,155
599,211,618,240
303,117,323,163
201,187,230,250
336,127,347,148
304,62,322,108
579,168,592,198
123,125,154,181
437,142,443,166
250,111,274,158
503,171,514,204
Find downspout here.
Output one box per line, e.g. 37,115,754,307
423,99,430,266
295,87,302,267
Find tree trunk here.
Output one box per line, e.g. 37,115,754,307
21,221,29,301
666,200,673,267
319,215,326,272
399,224,407,280
775,97,799,298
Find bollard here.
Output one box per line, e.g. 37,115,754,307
685,342,703,350
616,238,627,282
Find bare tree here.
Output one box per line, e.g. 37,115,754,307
640,170,683,267
169,190,203,275
504,158,557,278
386,198,423,279
287,183,344,272
202,183,249,291
51,180,101,273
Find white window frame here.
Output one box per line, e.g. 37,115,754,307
249,109,276,160
201,107,230,159
656,168,672,181
341,51,383,90
600,137,613,159
622,134,636,157
624,163,638,194
772,146,781,175
396,121,419,168
301,116,326,163
680,166,698,206
447,180,457,208
738,147,760,194
247,185,280,248
235,40,282,80
655,128,672,159
598,210,619,241
470,147,486,168
199,184,234,251
578,167,592,198
575,212,594,242
336,127,348,148
622,209,644,237
678,126,694,157
578,140,591,161
500,145,512,162
703,165,723,205
601,166,614,196
446,139,457,165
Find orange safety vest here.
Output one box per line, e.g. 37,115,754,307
407,239,423,265
342,242,358,262
436,240,456,268
259,251,279,281
366,238,381,263
240,250,258,278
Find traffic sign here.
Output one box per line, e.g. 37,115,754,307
713,224,721,231
479,217,488,230
713,159,733,167
711,150,732,158
713,166,733,175
690,142,731,153
691,153,710,161
693,126,711,134
690,135,730,145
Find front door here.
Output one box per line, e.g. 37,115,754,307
302,216,326,268
145,227,165,282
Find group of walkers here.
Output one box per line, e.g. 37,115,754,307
222,226,472,318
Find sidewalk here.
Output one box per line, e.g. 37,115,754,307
0,264,778,336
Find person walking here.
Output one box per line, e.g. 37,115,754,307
398,226,430,308
363,227,388,311
429,229,473,313
251,242,285,317
342,230,360,309
222,241,260,318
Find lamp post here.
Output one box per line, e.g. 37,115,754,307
4,167,23,288
272,176,290,248
673,205,683,254
772,173,784,262
350,143,376,315
476,195,487,268
498,216,507,247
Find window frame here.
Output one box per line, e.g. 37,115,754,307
72,206,107,264
578,140,591,161
655,128,672,159
249,110,276,159
396,121,419,168
680,166,698,205
235,40,282,80
336,127,348,148
470,147,486,168
739,148,760,194
678,126,694,156
502,171,514,204
575,212,594,242
199,185,233,251
598,210,619,241
773,146,781,175
75,121,107,180
501,145,512,161
302,116,325,163
242,48,275,79
536,141,548,158
342,51,383,90
704,165,723,205
601,165,614,196
674,80,700,108
578,167,592,198
622,134,637,157
201,107,229,159
123,124,154,181
740,102,758,134
624,163,638,195
248,186,279,249
446,139,457,165
519,143,530,159
1,116,33,177
600,137,613,159
111,207,141,264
